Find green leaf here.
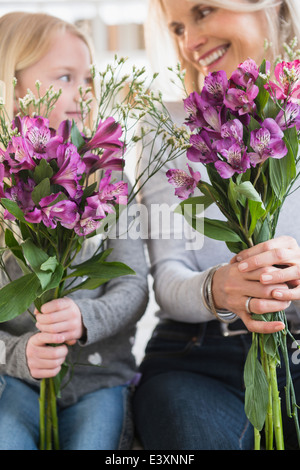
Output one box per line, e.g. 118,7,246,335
21,240,60,291
31,178,51,205
235,181,263,203
82,182,97,201
69,260,135,280
71,120,85,149
4,228,30,275
244,341,269,431
1,198,26,222
0,273,41,322
33,158,53,184
70,248,113,270
269,142,296,200
203,218,243,242
175,195,211,218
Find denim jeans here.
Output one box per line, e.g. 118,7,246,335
133,319,300,450
0,375,133,450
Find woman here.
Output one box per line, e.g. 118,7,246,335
0,12,148,450
133,0,300,450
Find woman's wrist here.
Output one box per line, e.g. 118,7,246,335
201,264,237,324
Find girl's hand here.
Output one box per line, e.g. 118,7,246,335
35,297,85,346
232,236,300,302
212,262,290,334
26,332,68,379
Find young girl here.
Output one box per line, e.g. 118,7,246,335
0,11,148,450
133,0,300,450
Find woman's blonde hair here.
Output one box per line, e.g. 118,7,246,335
0,11,94,119
145,0,300,97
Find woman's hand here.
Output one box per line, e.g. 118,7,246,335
34,297,85,346
233,236,300,301
212,262,290,334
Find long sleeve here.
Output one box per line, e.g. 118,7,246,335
72,231,149,346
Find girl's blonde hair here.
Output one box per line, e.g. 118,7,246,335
0,11,94,119
145,0,300,97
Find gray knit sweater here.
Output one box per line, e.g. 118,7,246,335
0,200,149,407
138,101,300,326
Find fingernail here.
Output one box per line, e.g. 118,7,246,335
275,323,285,331
236,255,242,262
273,290,283,298
239,262,248,271
261,274,273,281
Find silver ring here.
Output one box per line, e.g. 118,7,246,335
245,296,253,314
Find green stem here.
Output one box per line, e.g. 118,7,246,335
260,336,274,450
49,378,60,450
254,428,261,450
268,355,285,450
46,379,52,450
39,378,46,450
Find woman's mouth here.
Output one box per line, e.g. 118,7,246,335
199,45,229,68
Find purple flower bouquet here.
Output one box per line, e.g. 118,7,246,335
168,58,300,449
0,57,192,450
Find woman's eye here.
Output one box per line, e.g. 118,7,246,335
195,6,214,20
171,24,185,37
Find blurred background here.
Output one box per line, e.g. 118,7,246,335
0,0,158,363
0,0,150,73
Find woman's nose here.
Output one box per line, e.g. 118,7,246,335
184,24,207,52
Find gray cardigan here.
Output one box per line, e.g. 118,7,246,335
138,101,300,326
0,204,149,407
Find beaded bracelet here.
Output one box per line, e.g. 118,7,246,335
201,264,237,324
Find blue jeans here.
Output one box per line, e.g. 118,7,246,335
133,320,300,450
0,376,133,450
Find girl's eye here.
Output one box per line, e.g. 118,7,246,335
84,76,93,86
58,74,71,82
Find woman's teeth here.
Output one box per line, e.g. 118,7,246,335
199,46,228,67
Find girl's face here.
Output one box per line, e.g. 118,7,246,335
161,0,269,79
15,30,93,129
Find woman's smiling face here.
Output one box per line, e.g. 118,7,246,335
162,0,269,78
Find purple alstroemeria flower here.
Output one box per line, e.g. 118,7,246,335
5,177,36,214
202,105,223,134
166,164,201,200
57,119,72,142
97,171,128,212
13,116,62,160
224,80,259,115
214,119,245,153
201,70,228,106
215,142,251,178
0,163,4,198
183,91,206,130
25,193,79,229
265,60,300,103
82,148,124,175
230,59,259,88
51,147,86,198
187,131,218,164
249,118,288,164
75,195,106,236
84,117,124,151
5,136,36,173
275,102,300,131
